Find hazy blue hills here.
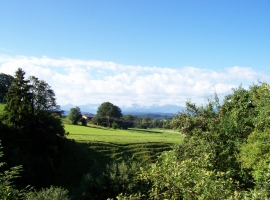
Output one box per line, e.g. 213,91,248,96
61,103,184,115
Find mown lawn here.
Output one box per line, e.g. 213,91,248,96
65,124,183,144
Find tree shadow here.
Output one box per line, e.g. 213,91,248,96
54,138,115,191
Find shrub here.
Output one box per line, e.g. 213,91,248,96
75,160,146,200
122,150,242,200
0,144,32,200
26,186,70,200
80,118,87,126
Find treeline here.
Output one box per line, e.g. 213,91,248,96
74,102,172,129
91,112,172,129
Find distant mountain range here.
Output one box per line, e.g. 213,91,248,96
60,103,185,115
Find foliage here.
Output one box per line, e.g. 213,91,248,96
93,102,122,128
0,73,14,103
79,117,87,126
0,144,32,200
237,83,270,195
75,160,146,200
3,68,33,128
170,97,219,136
26,186,70,200
28,76,62,115
3,68,65,135
96,102,122,118
68,107,82,125
119,150,242,200
170,86,260,185
0,103,5,117
0,68,67,188
239,130,270,181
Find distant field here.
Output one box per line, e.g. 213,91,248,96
65,124,183,144
65,124,183,163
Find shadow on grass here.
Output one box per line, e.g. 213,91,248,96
53,138,173,197
54,138,115,191
128,128,162,134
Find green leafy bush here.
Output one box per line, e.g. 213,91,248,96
0,145,32,200
132,150,242,200
75,160,147,200
79,118,87,126
26,186,69,200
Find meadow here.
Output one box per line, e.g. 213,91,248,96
65,124,182,143
64,124,183,163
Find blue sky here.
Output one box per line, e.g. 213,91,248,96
0,1,270,107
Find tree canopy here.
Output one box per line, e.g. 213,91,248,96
96,102,122,119
92,102,122,128
0,68,66,188
0,73,14,102
29,76,61,114
3,68,33,127
68,107,82,125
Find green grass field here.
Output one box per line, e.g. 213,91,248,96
65,124,183,144
64,124,183,163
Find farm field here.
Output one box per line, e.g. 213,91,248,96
64,124,184,163
65,124,183,143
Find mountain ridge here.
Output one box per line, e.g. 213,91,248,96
60,103,185,114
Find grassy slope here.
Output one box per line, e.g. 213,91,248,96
65,124,182,143
64,124,183,164
59,124,183,190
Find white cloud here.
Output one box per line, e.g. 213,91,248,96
0,55,268,107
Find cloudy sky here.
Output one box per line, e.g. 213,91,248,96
0,1,270,107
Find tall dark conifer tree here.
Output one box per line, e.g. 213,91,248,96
4,68,33,128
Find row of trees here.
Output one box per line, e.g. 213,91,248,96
85,102,171,129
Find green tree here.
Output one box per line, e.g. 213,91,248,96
123,114,135,121
238,83,270,190
170,86,256,185
3,68,33,128
94,102,122,127
117,150,242,200
68,107,82,125
121,114,135,129
0,73,14,103
1,68,66,188
96,102,122,118
79,117,87,126
29,76,62,115
3,68,66,136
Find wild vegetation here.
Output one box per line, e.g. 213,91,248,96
1,69,270,199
